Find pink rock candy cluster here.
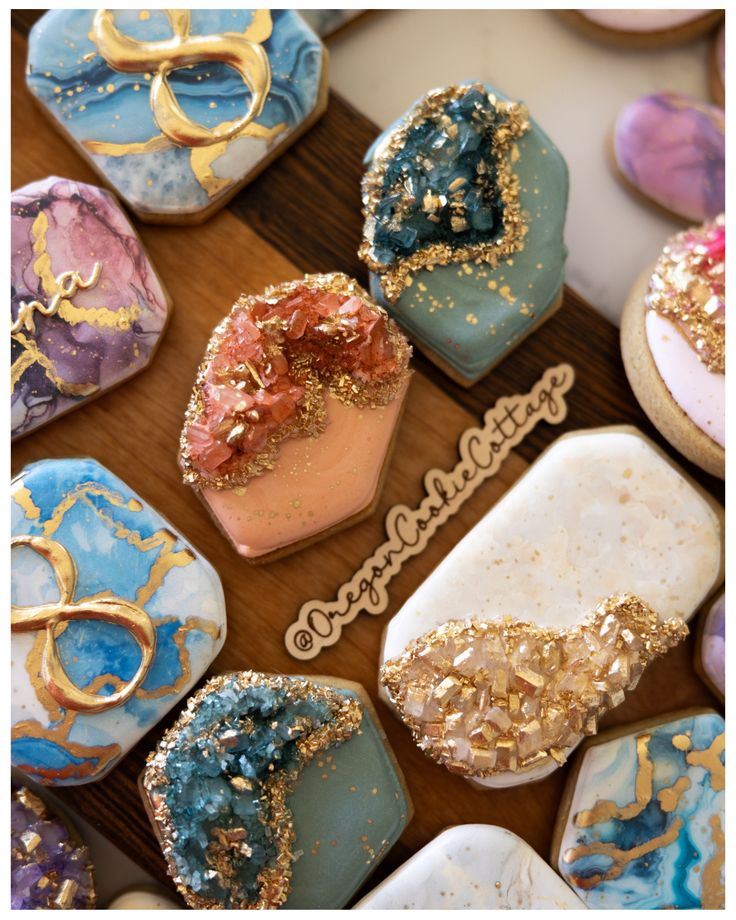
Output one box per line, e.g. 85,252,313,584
646,216,725,374
184,280,410,482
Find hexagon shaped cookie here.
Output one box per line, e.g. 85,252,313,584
11,458,226,785
141,672,412,908
26,10,327,223
354,824,585,909
179,273,412,562
11,176,170,440
553,709,725,909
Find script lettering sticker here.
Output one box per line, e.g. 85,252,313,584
285,363,575,659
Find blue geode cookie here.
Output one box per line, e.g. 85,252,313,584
361,82,569,385
141,672,411,909
11,458,226,785
555,709,725,908
26,10,326,222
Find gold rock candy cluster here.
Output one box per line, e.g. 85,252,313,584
380,594,687,778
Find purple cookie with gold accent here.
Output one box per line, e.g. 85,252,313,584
613,93,724,223
11,176,171,440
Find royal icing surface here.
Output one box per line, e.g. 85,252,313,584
380,429,722,787
355,824,585,909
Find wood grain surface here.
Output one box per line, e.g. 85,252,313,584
11,13,724,906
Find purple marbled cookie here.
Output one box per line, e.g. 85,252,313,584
11,176,170,439
614,93,724,222
699,592,724,699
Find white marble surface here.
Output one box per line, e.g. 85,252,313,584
328,8,717,324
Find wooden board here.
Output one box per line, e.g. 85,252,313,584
11,14,724,905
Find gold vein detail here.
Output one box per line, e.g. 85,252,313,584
360,83,530,302
380,594,687,778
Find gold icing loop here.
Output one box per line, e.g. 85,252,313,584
11,262,102,335
92,9,271,148
11,535,156,713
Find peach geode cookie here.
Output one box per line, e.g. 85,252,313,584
379,427,723,789
180,274,412,561
621,216,725,479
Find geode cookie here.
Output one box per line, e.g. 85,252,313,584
553,709,725,909
379,427,723,789
621,216,725,479
11,458,226,785
26,10,327,223
141,672,411,909
11,176,170,440
354,824,585,909
613,94,724,223
360,82,568,386
180,273,412,562
11,786,96,909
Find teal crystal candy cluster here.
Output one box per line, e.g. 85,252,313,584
361,83,529,302
142,672,361,909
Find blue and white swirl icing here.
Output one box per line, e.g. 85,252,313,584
557,711,725,909
26,10,324,218
11,458,226,785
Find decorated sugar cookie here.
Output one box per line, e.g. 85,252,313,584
300,9,364,38
559,9,723,48
621,216,725,479
360,82,568,387
11,786,96,909
26,10,327,223
696,592,724,702
553,709,725,909
11,176,170,440
613,94,724,223
379,427,723,789
710,25,725,107
11,458,226,785
141,672,411,909
107,886,182,910
354,824,585,909
180,273,412,562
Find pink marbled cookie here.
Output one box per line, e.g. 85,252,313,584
614,93,724,223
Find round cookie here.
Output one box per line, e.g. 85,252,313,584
694,591,725,702
621,216,724,479
709,24,725,106
558,9,723,49
612,93,724,224
107,886,183,910
360,82,568,387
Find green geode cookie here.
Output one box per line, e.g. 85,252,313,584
141,672,411,909
361,82,569,385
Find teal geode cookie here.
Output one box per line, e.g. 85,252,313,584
141,672,411,909
361,83,568,385
26,10,326,223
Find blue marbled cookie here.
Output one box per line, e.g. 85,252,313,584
26,10,325,221
556,710,725,909
362,82,568,385
11,458,226,785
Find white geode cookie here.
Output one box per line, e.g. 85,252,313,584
379,427,723,789
353,824,585,909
